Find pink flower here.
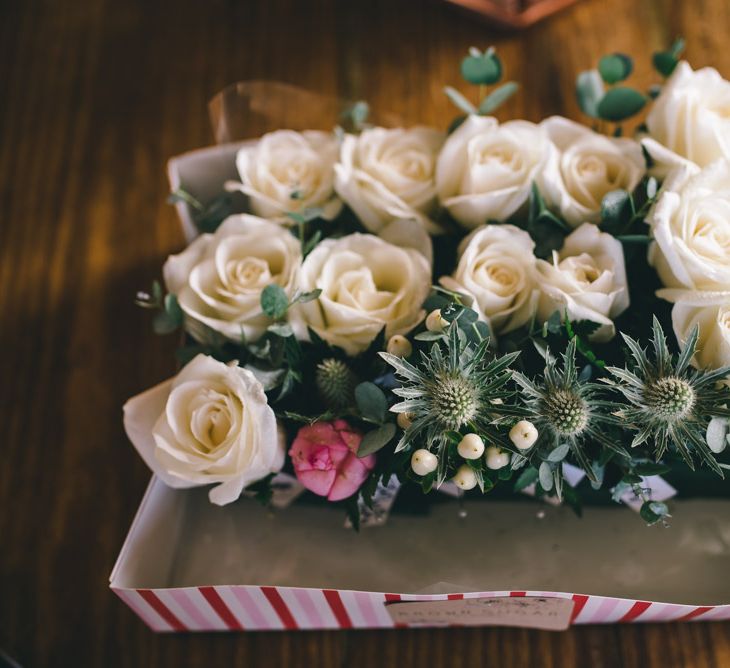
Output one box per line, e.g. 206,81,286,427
289,420,376,501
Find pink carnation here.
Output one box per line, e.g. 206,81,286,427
289,419,376,502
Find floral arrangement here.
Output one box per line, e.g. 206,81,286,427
124,42,730,528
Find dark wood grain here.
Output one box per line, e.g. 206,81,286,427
3,0,730,665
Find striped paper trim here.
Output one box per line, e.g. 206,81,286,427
111,586,730,632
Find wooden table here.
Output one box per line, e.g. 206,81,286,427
3,0,730,665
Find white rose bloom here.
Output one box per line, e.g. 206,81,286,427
536,223,629,341
163,215,302,343
439,224,538,334
648,160,730,292
647,61,730,168
659,290,730,371
541,116,645,227
292,233,431,356
123,354,284,506
435,115,553,229
231,130,342,220
334,127,445,234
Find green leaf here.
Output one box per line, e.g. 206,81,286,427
358,423,396,458
164,293,183,322
575,70,604,118
152,311,180,335
444,86,476,115
652,52,677,77
600,189,633,230
478,81,518,115
514,466,539,492
640,500,669,525
539,461,553,491
547,444,570,462
597,87,647,122
260,284,289,319
598,53,633,84
633,462,671,476
355,381,388,424
292,289,322,304
461,53,502,85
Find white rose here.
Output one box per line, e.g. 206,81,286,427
535,223,629,341
435,115,553,229
540,116,645,228
163,215,302,343
661,290,730,371
334,127,445,234
292,233,431,356
123,354,284,505
231,130,342,220
648,160,730,292
439,224,538,334
647,61,730,168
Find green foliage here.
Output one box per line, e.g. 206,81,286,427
575,70,604,118
358,423,397,458
596,87,647,122
261,284,290,320
598,53,633,84
653,38,685,77
355,382,388,424
168,188,236,234
461,47,502,85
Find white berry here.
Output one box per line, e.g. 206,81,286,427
457,433,485,460
452,464,478,490
509,420,539,450
425,309,449,332
411,449,438,476
397,412,414,429
486,446,510,470
386,334,413,358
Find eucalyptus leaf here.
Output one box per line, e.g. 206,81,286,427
597,87,647,122
461,53,502,85
600,189,633,230
444,86,476,115
478,81,518,115
260,284,289,319
575,70,604,118
547,444,570,463
358,423,396,457
539,461,553,491
514,466,539,492
598,53,633,84
355,381,388,424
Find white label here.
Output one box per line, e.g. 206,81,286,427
386,596,574,630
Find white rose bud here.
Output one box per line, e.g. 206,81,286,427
509,420,539,450
426,309,449,332
411,449,438,476
457,433,485,460
386,334,413,358
485,446,510,470
452,464,478,490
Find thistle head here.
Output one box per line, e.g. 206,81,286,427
432,373,480,430
644,376,696,422
316,358,357,410
542,389,589,437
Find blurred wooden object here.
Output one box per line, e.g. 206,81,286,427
444,0,581,28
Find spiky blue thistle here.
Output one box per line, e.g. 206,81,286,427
604,316,730,476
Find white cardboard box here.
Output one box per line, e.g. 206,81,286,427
111,477,730,631
112,143,730,632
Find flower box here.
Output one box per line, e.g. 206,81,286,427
110,476,730,631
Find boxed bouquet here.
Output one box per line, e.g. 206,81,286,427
112,44,730,631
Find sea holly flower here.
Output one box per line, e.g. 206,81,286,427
380,322,520,485
604,317,730,475
512,338,625,483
